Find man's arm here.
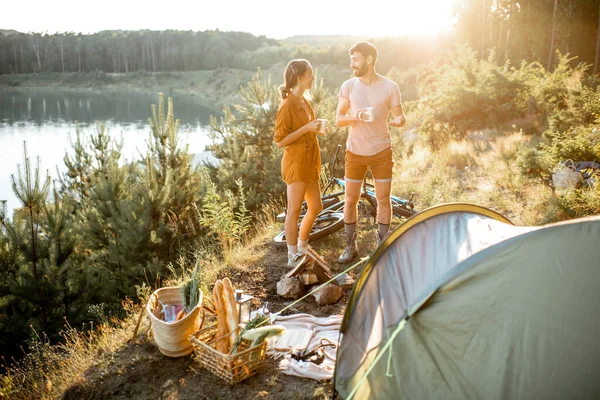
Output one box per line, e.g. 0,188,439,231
389,104,406,128
335,96,359,127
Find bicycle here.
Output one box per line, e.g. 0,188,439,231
273,144,417,248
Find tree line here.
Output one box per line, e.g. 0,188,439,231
2,1,600,76
0,30,279,74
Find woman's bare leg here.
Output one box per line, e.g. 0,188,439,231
285,181,307,248
298,180,323,243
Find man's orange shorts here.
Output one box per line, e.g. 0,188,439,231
345,147,394,183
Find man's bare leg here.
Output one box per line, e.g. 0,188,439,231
339,180,362,263
374,180,392,245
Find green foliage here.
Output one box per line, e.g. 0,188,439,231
554,180,600,217
515,55,600,216
145,93,202,253
206,71,284,210
530,56,600,133
518,115,600,190
415,46,530,149
196,169,251,254
181,259,203,313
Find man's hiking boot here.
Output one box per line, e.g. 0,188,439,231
338,231,358,264
287,252,306,269
376,223,390,248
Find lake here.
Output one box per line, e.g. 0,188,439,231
0,90,218,215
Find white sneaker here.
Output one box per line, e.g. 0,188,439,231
287,252,306,269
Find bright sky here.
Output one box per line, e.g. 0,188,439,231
1,0,456,39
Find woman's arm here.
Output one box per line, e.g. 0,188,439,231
276,119,320,148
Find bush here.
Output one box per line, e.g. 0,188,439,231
415,46,530,148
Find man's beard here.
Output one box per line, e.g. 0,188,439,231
353,65,368,77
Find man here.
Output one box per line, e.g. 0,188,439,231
335,42,406,264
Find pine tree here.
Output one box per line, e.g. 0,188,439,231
60,124,93,201
146,94,202,255
9,142,51,330
42,184,77,322
207,71,285,210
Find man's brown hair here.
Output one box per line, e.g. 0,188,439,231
349,42,378,65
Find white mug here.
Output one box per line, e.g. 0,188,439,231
358,107,374,122
316,118,327,133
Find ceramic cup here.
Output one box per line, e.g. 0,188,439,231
358,107,374,122
316,118,327,133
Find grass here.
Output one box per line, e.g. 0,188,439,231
393,127,556,225
1,304,140,400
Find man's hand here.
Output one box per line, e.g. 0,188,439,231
389,114,406,128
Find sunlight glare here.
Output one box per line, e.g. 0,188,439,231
3,0,456,39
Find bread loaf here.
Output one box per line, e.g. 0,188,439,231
212,280,229,354
222,278,239,349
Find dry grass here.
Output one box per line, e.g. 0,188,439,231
394,130,555,225
0,301,141,400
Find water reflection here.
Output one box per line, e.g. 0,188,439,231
0,90,216,126
0,90,218,214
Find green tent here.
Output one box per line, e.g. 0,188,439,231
335,203,600,399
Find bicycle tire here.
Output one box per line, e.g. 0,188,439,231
393,202,418,219
276,196,341,223
272,212,345,248
361,190,418,220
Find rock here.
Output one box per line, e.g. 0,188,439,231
277,277,305,299
312,283,343,305
335,273,355,290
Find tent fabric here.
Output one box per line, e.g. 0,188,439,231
335,204,600,399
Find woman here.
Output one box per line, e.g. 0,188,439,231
274,59,326,268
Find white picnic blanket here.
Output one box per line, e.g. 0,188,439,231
268,313,342,381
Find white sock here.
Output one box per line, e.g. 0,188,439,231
298,239,308,252
287,244,298,255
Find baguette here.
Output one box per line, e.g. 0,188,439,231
222,278,239,349
212,280,229,354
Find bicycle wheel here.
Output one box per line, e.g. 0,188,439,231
275,196,341,223
272,212,345,248
361,190,418,220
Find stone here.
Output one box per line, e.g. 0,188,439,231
334,273,355,290
277,277,305,299
312,283,343,305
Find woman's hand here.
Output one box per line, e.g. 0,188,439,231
304,120,321,133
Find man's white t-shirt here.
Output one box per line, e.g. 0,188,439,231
338,77,402,156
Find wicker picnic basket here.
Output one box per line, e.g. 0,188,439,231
189,324,267,385
146,286,204,357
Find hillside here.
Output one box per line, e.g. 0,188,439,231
2,120,573,399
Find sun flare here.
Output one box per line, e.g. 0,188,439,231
4,0,456,39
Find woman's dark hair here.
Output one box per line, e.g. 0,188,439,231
278,59,312,99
